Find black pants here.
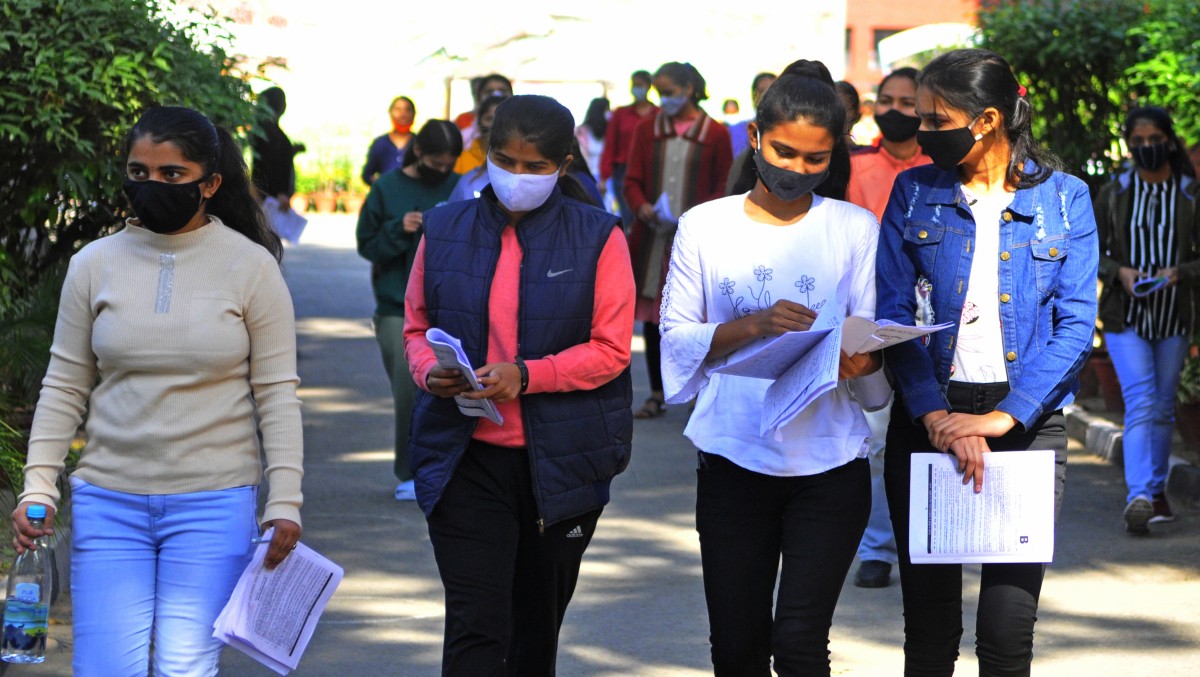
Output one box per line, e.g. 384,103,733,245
643,321,663,393
426,441,602,677
885,383,1067,677
696,452,870,677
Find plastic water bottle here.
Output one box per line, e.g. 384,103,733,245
1,504,52,663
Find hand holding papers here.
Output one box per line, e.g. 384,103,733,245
651,192,679,232
425,328,504,425
213,530,343,675
713,312,951,434
1132,275,1170,298
262,196,307,244
909,450,1056,564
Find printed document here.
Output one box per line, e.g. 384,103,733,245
909,450,1056,564
712,313,950,434
425,328,504,425
213,531,343,675
262,196,307,244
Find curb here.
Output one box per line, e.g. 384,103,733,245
1064,404,1200,507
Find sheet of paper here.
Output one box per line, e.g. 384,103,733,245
425,328,504,426
840,317,954,354
213,530,344,675
263,196,308,244
760,326,841,434
653,191,678,226
909,450,1056,564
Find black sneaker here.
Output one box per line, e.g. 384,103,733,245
854,560,892,588
1124,495,1154,534
1149,493,1176,524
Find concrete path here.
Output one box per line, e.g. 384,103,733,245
17,214,1200,675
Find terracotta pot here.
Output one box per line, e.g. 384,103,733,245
1092,355,1124,412
290,192,310,213
312,190,337,214
1176,401,1200,450
340,192,365,214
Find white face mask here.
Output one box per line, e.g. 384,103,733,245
487,158,559,212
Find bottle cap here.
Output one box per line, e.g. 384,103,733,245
26,504,47,519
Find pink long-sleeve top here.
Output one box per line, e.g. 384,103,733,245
404,225,634,449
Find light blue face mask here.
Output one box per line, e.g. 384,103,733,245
631,86,649,102
659,95,688,117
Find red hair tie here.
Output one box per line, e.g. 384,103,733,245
1017,85,1027,98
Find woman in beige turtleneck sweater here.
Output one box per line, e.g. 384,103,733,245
11,106,303,675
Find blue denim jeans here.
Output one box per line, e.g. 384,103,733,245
1104,329,1189,502
857,406,898,564
69,478,258,677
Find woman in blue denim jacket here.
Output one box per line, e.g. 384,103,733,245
874,49,1098,676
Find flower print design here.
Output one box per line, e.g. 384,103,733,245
747,265,775,310
720,277,746,318
961,300,980,325
754,265,773,282
795,275,817,308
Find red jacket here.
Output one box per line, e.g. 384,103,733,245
600,103,658,181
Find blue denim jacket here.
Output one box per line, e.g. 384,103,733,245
875,164,1099,429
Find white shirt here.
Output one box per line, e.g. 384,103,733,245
660,194,890,477
951,189,1014,383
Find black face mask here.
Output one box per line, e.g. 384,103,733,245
876,108,921,143
416,162,451,185
916,120,982,171
1131,142,1170,171
753,139,828,201
122,177,207,234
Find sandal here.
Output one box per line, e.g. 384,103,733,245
634,396,667,419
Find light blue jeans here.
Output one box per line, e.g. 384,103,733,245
856,405,898,564
1105,330,1189,503
69,478,258,676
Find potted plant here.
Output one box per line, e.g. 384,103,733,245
1175,348,1200,451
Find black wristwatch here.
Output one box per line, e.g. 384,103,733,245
515,357,529,394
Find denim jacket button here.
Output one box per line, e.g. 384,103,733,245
918,230,928,239
1000,251,1011,261
1006,351,1017,361
1049,247,1059,257
1002,211,1013,222
1000,293,1011,303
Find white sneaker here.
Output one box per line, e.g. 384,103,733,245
394,480,417,501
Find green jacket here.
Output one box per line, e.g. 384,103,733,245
1095,170,1200,335
356,168,460,316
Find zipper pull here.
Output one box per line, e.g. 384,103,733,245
537,518,545,536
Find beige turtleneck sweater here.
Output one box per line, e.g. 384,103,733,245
20,217,303,525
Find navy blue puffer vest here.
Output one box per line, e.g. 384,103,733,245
409,186,633,527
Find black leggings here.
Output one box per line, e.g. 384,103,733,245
885,383,1067,677
643,321,663,393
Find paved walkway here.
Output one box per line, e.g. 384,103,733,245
18,214,1200,675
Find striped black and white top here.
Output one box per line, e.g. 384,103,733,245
1125,173,1185,340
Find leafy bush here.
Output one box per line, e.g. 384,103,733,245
0,0,262,297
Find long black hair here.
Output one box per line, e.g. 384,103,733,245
654,62,708,104
1123,106,1196,179
401,120,464,168
728,62,850,200
488,95,598,206
582,97,610,140
126,106,282,262
918,48,1063,188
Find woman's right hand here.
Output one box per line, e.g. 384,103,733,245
426,366,471,398
1117,266,1145,296
752,299,818,337
636,203,657,224
11,502,55,554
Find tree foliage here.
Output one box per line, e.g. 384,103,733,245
979,0,1200,186
0,0,261,294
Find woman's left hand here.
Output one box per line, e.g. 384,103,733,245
926,411,1016,451
1156,267,1179,287
838,351,881,380
464,362,523,402
260,519,302,570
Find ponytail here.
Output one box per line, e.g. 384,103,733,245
208,127,283,262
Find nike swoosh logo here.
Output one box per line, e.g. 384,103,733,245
546,268,573,278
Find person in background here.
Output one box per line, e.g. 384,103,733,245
452,76,486,130
1094,106,1200,534
851,94,880,144
458,73,513,148
13,105,303,675
834,80,862,149
455,93,509,177
251,86,301,211
625,61,732,419
600,70,658,228
843,66,930,590
728,72,778,158
721,98,740,124
447,94,508,202
875,48,1098,674
661,65,888,675
575,97,610,185
356,120,464,502
403,94,634,675
362,96,417,186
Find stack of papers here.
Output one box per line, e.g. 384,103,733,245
263,197,307,244
425,328,504,425
713,313,951,434
213,532,343,675
909,450,1055,564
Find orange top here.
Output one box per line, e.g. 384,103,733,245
846,145,932,221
